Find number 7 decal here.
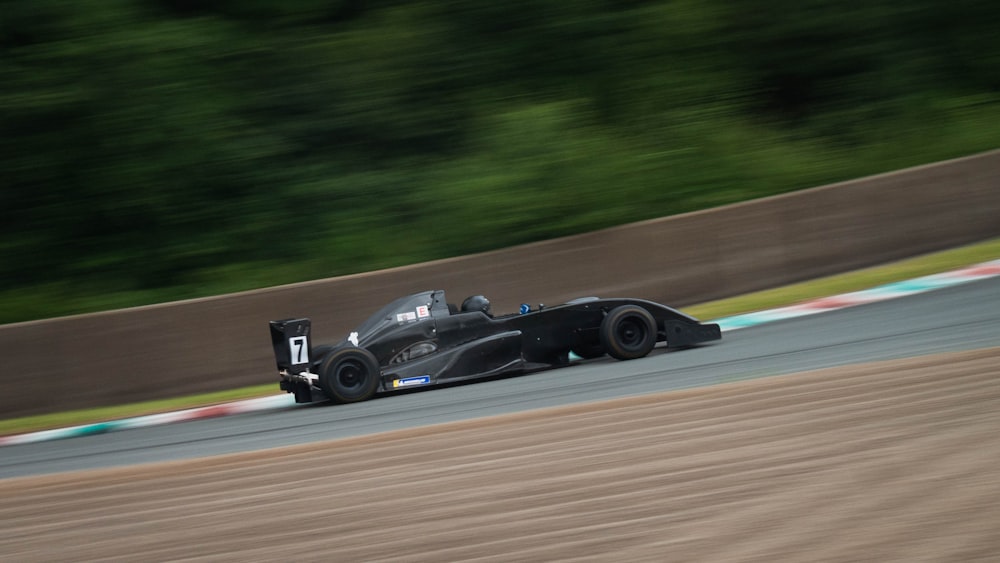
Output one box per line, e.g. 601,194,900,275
289,336,309,365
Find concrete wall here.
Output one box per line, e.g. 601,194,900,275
2,150,998,418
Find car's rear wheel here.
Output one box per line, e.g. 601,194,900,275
600,305,657,360
309,345,335,373
319,348,380,403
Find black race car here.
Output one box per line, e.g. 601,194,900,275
269,290,721,404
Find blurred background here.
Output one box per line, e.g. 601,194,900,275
2,0,999,324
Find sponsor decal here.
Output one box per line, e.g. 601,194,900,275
392,375,431,388
395,311,418,323
416,305,430,318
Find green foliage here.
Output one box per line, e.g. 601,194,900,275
2,0,1000,323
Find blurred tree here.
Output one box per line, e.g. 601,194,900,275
2,0,999,322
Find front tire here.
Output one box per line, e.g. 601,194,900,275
600,305,657,360
319,348,380,403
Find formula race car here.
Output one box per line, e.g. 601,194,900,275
269,290,721,404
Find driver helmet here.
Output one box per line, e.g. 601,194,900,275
461,295,492,317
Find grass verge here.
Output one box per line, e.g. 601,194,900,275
0,385,276,437
3,236,999,438
683,238,1000,321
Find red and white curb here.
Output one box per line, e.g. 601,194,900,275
714,258,1000,331
0,394,296,447
3,258,999,447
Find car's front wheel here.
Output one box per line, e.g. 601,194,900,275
600,305,657,360
319,348,381,403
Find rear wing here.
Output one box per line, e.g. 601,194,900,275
269,318,313,375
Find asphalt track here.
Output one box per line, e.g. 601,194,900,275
2,276,998,479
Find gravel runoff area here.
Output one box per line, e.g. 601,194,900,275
2,347,998,562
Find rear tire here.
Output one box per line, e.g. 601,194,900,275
319,348,380,403
600,305,657,360
309,345,335,373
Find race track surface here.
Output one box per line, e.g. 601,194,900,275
1,277,999,561
3,347,998,561
2,276,998,479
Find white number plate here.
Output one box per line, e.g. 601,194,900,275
288,336,309,365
